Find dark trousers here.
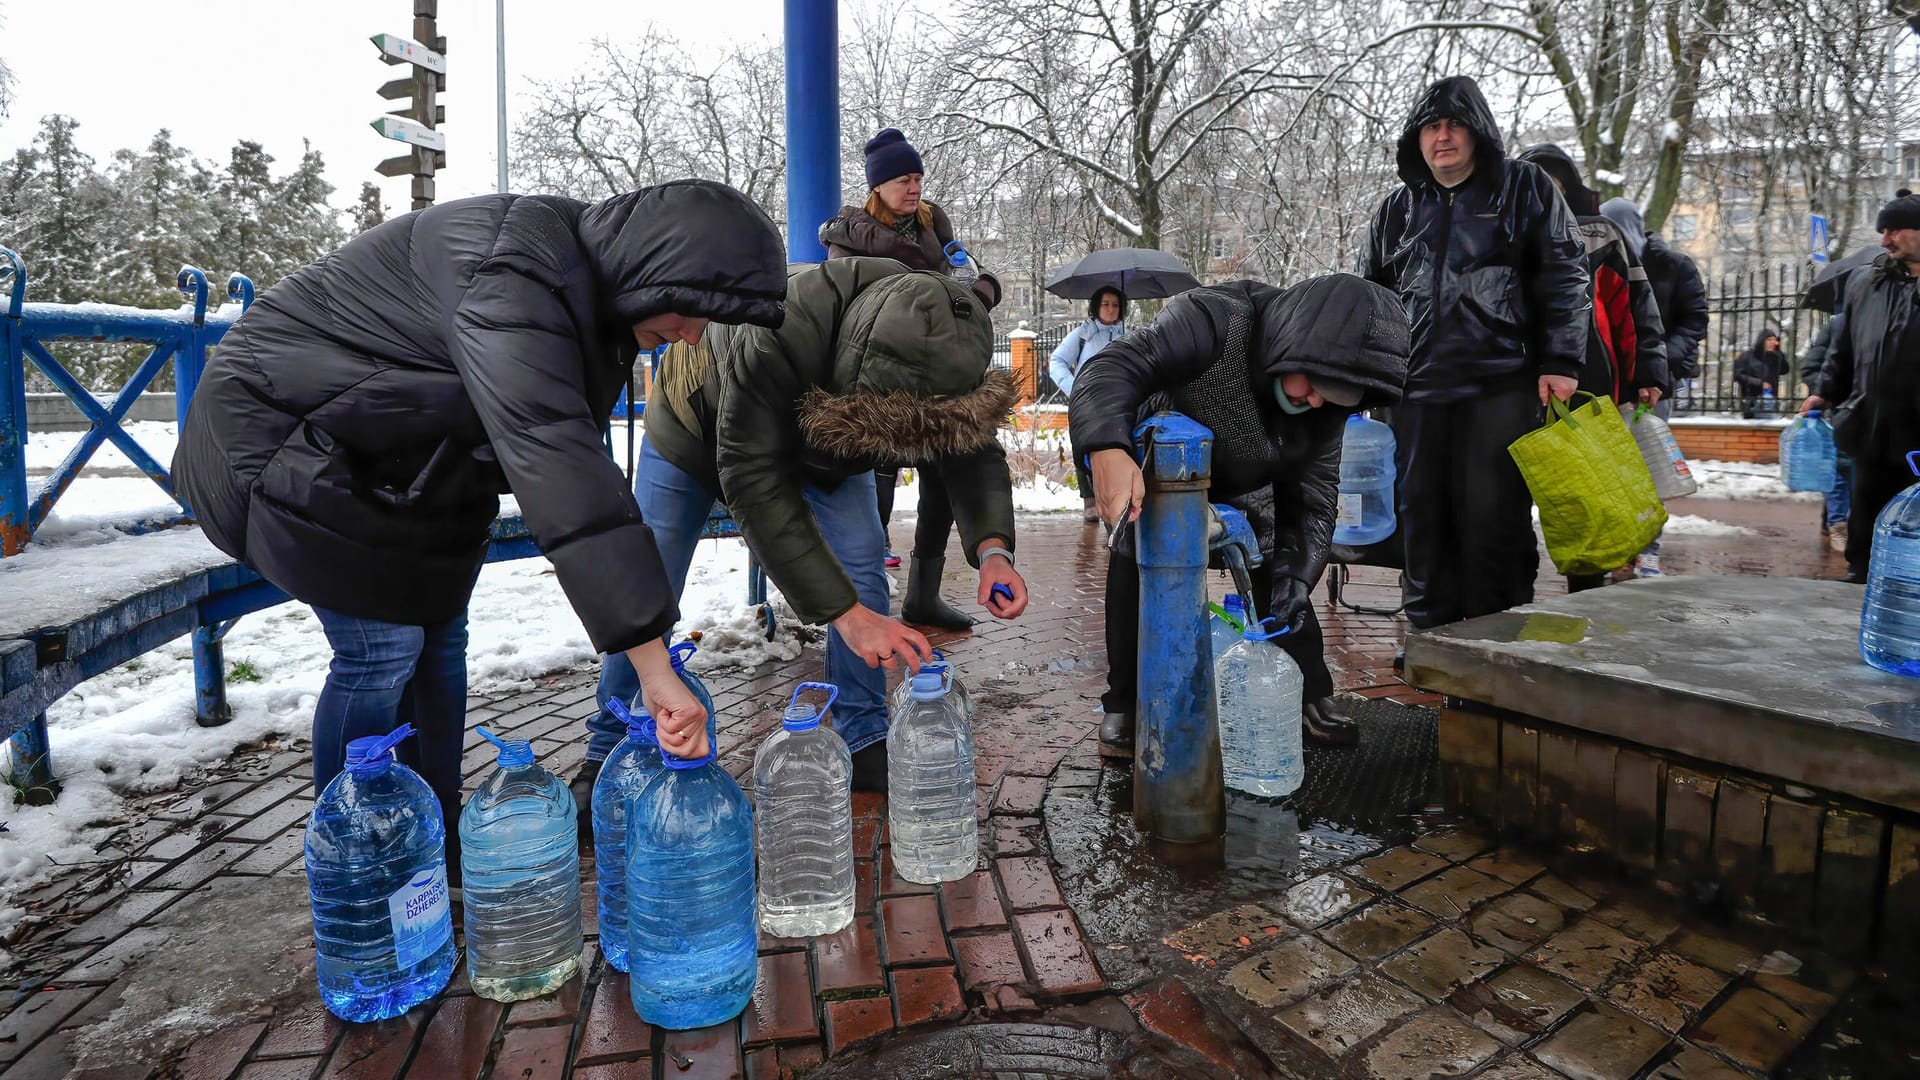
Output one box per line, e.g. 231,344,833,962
1847,454,1910,578
1100,549,1333,715
1394,389,1541,630
875,463,957,558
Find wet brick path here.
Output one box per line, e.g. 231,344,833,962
0,493,1872,1079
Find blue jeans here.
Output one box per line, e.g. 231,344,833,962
1827,454,1853,527
589,436,893,761
311,606,468,852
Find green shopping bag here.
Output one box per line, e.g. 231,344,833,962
1508,392,1668,577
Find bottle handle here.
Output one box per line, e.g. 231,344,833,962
790,681,840,720
1908,449,1920,478
668,641,699,670
1246,616,1292,642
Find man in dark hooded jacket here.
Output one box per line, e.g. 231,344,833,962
1601,198,1709,392
173,180,788,859
1071,275,1411,757
1361,77,1591,642
1734,331,1790,417
590,257,1030,794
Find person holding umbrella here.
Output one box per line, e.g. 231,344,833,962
1048,287,1130,521
819,128,1003,631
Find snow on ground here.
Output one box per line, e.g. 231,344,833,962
1687,460,1822,502
1660,514,1759,538
22,420,179,474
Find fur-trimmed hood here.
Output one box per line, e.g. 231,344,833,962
799,368,1018,462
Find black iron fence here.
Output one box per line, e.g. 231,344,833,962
1678,261,1824,417
992,324,1072,402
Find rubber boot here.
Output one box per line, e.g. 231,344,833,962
901,555,974,631
570,758,602,846
1098,712,1134,760
851,741,889,792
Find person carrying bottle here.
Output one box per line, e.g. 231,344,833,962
588,257,1030,798
1071,275,1411,758
1801,314,1853,553
173,180,784,875
819,128,1004,630
1049,287,1130,522
1804,189,1920,582
1735,330,1790,419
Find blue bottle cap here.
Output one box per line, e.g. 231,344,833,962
344,723,415,769
477,727,535,769
1223,594,1247,615
908,670,948,700
1806,409,1822,418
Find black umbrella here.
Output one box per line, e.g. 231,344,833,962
1044,248,1201,300
1800,246,1880,312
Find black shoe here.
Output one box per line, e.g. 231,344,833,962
1098,712,1134,760
901,556,975,631
852,741,889,792
571,759,603,841
1844,569,1869,585
1391,649,1406,673
1303,696,1360,746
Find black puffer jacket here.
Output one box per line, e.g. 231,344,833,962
1068,276,1410,593
1733,331,1789,396
174,181,787,654
1644,238,1709,380
1360,77,1590,403
1816,256,1920,456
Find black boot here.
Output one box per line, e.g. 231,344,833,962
852,741,889,792
570,759,602,843
1391,649,1406,672
1303,696,1360,746
1098,712,1134,760
901,555,974,631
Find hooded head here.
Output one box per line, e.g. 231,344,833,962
1599,197,1648,259
1253,275,1410,409
796,271,1019,462
578,180,787,331
1754,329,1782,354
1396,76,1504,187
1088,286,1128,325
1516,144,1599,216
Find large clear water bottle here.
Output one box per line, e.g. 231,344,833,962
669,641,718,742
306,723,456,1022
889,650,973,721
626,743,757,1029
942,240,981,286
1210,594,1250,660
754,683,855,937
1214,619,1306,798
888,669,978,884
1862,451,1920,677
593,698,664,974
1625,404,1699,499
1334,413,1397,547
1781,411,1838,492
459,729,582,1001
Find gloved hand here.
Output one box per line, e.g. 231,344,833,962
1271,575,1314,634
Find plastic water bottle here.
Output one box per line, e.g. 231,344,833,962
625,743,757,1028
889,650,972,721
668,641,717,739
942,240,981,286
460,729,582,1001
1210,594,1249,660
306,724,456,1022
1334,413,1397,546
1625,404,1699,499
592,699,664,973
1862,451,1920,677
888,669,978,883
1781,411,1838,492
1214,619,1306,798
1762,385,1777,415
754,683,855,937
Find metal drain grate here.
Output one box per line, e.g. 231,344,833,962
1288,697,1438,833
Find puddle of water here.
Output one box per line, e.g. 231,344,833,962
1453,611,1591,645
1865,700,1920,736
796,1018,1300,1079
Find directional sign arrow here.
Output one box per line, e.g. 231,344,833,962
370,32,446,74
370,116,447,152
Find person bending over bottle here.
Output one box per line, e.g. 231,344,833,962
1069,275,1411,760
584,257,1030,810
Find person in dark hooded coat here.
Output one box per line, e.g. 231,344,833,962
1360,76,1590,647
1733,330,1789,418
1601,197,1709,393
1070,276,1411,756
173,179,787,863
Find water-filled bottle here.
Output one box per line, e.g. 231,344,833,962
593,698,664,973
1625,404,1699,499
1762,385,1777,415
755,683,855,937
888,669,978,883
1209,594,1249,660
1334,413,1397,547
890,650,973,721
668,641,718,744
1214,618,1306,798
942,240,981,286
1862,451,1920,677
460,729,582,1001
306,724,456,1021
625,743,757,1028
1781,411,1838,492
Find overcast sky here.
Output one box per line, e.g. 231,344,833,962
0,0,783,213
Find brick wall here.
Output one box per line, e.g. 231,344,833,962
1669,418,1786,464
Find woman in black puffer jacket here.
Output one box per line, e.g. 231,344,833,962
819,128,1003,631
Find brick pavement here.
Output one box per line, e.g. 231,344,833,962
0,492,1853,1079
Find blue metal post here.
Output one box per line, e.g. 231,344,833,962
1,249,29,556
192,622,235,727
6,714,59,805
173,267,211,433
783,0,839,262
1132,414,1223,844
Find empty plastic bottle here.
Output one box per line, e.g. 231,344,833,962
1334,413,1397,547
755,683,855,937
460,729,582,1001
1625,404,1699,499
1214,618,1306,798
890,650,972,721
888,669,978,883
942,240,981,286
1209,594,1250,660
592,699,665,973
1781,411,1838,492
626,743,757,1028
1862,451,1920,677
306,724,456,1022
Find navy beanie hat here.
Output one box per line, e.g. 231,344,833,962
1878,188,1920,232
864,128,925,190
